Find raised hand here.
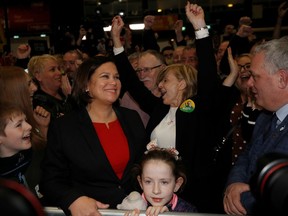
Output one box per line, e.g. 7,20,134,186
174,20,183,33
34,105,49,123
111,15,125,48
185,2,206,30
222,47,239,87
33,106,51,139
278,1,288,18
61,74,72,96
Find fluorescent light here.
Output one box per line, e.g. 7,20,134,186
129,23,144,30
13,35,20,39
103,26,111,32
40,34,46,37
103,24,145,32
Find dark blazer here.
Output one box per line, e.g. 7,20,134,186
226,110,288,214
114,36,222,213
41,106,148,214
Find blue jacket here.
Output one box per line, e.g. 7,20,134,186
226,110,288,214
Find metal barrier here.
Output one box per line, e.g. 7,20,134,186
45,207,227,216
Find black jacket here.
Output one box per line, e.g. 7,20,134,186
41,106,148,214
114,36,223,213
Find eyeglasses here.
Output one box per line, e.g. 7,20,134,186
238,63,251,71
135,64,162,73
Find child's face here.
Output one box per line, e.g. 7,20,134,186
0,113,32,157
138,160,183,207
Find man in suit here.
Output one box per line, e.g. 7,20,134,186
223,36,288,215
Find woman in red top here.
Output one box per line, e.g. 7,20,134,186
41,56,148,216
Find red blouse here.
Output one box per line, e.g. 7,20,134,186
93,120,130,179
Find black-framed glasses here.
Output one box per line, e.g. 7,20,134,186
238,63,251,71
135,64,162,74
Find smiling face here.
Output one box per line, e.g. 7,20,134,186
35,59,62,94
137,53,162,91
158,70,186,107
235,55,251,94
137,160,183,207
0,113,32,158
86,62,121,105
247,52,281,111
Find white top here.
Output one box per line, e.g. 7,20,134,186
150,107,178,148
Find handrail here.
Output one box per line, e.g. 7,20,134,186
44,207,227,216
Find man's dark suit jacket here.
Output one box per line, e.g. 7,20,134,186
226,110,288,214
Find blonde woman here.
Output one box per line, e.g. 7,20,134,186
28,54,76,120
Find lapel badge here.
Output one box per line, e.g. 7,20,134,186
180,99,195,113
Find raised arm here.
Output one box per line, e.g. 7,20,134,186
142,15,160,51
222,47,239,87
185,2,219,101
174,20,186,46
111,16,124,49
185,2,206,31
273,1,288,39
111,16,161,114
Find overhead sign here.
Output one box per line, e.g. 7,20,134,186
0,4,51,33
152,14,178,31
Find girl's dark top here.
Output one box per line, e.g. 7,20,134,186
170,197,197,213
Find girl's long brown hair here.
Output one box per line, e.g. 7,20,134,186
0,66,46,149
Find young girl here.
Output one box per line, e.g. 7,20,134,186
121,141,197,216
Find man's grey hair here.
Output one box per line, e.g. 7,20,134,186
252,36,288,75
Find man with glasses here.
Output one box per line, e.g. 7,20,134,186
63,49,83,85
136,50,166,97
60,49,84,96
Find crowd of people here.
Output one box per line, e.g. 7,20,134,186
0,1,288,216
